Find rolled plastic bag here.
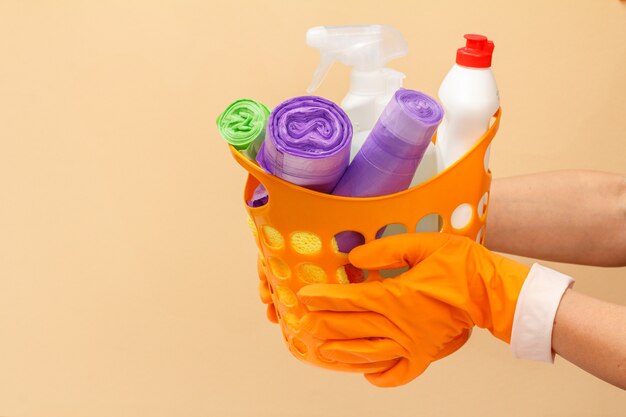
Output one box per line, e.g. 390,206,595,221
332,88,443,252
333,88,443,196
217,99,271,206
217,98,271,160
256,96,352,193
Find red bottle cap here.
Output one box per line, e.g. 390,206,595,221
456,34,495,68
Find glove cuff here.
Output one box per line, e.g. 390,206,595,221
484,255,530,342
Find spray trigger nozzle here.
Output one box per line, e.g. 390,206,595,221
306,25,408,93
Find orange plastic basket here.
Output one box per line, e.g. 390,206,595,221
231,109,501,370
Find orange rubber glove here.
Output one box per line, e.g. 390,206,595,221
258,255,278,324
297,233,529,387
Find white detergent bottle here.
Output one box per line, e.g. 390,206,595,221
436,34,499,230
409,141,439,232
437,34,499,172
306,25,407,161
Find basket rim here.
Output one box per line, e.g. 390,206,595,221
230,108,501,204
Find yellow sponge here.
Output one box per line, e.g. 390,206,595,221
283,312,301,332
336,264,366,284
336,266,349,285
297,263,327,283
268,256,290,279
262,225,284,249
276,285,298,308
290,231,322,255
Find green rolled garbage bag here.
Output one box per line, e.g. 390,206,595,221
217,98,271,160
217,98,271,206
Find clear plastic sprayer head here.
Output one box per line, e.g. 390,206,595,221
306,25,408,93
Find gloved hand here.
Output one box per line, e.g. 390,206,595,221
297,232,529,387
257,255,278,324
258,255,400,375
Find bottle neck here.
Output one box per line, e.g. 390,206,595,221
349,70,386,95
454,62,493,72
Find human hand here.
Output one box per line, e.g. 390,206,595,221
297,233,529,387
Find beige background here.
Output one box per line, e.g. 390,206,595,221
0,1,625,416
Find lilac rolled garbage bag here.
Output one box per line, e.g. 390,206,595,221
256,96,352,194
332,88,444,252
333,88,443,196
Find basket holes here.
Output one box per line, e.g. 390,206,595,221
380,266,410,279
245,174,269,208
415,213,444,233
276,285,298,308
250,185,269,207
477,192,489,219
332,231,365,254
290,231,322,255
291,337,308,356
377,223,407,240
336,264,368,284
297,263,327,284
451,203,473,230
476,226,485,244
283,312,301,333
268,256,290,280
484,144,492,174
262,225,284,249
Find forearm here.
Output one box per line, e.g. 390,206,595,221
552,289,626,390
485,170,626,266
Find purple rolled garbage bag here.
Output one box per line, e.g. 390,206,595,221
332,88,444,252
256,96,352,194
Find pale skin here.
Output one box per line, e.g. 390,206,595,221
486,170,626,390
486,170,626,267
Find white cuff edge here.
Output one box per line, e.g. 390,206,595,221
510,263,575,363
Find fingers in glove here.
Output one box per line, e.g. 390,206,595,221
301,311,402,341
259,280,273,304
266,304,278,324
433,328,471,360
365,356,430,388
298,281,387,312
349,232,455,270
318,338,407,364
314,357,400,375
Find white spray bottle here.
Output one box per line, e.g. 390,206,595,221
305,25,408,161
